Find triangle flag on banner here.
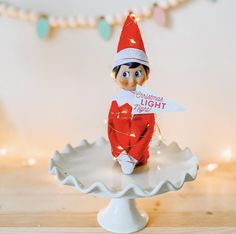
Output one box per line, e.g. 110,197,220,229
132,85,186,115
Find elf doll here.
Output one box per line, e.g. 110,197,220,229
108,13,155,174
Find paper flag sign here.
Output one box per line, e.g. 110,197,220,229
132,85,186,114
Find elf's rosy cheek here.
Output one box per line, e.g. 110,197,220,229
137,77,146,86
119,79,128,86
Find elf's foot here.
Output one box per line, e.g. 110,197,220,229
117,154,138,175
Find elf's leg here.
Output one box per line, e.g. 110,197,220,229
136,150,149,166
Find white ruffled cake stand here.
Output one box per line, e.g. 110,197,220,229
50,137,198,233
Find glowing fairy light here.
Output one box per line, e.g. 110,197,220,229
121,110,127,114
207,163,218,172
0,148,7,157
129,133,136,137
158,135,162,141
130,13,139,22
117,146,124,150
134,17,140,22
157,150,161,154
113,157,117,161
130,13,136,19
222,147,233,162
104,119,108,124
130,38,136,44
27,158,37,166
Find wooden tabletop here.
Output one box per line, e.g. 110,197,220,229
0,162,236,233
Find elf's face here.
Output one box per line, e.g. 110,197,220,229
116,65,148,91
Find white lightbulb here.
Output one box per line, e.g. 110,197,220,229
6,6,18,17
158,1,170,10
169,0,178,7
18,9,29,21
28,11,38,22
105,15,115,25
115,13,123,24
88,17,96,27
67,17,77,28
57,17,67,28
207,163,218,172
222,148,233,162
27,158,37,166
49,16,58,27
77,16,88,27
0,4,7,15
142,6,151,17
0,148,7,156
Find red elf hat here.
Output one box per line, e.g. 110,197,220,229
113,13,149,69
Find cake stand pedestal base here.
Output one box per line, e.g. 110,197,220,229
50,139,199,233
97,198,148,234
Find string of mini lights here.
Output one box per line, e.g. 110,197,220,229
0,0,186,26
107,111,162,154
0,0,217,39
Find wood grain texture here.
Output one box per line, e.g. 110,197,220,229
0,162,236,233
0,227,236,234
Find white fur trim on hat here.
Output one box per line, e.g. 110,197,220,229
113,48,149,69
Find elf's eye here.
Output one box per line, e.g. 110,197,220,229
135,70,142,78
122,71,130,78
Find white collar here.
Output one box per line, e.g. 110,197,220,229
112,89,135,106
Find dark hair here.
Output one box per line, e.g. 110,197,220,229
113,62,150,78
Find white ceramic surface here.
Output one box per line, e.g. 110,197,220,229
97,198,148,234
50,137,198,199
50,137,198,233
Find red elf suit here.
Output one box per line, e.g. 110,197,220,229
108,13,155,166
108,90,155,165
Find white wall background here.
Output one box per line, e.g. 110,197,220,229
0,0,235,162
